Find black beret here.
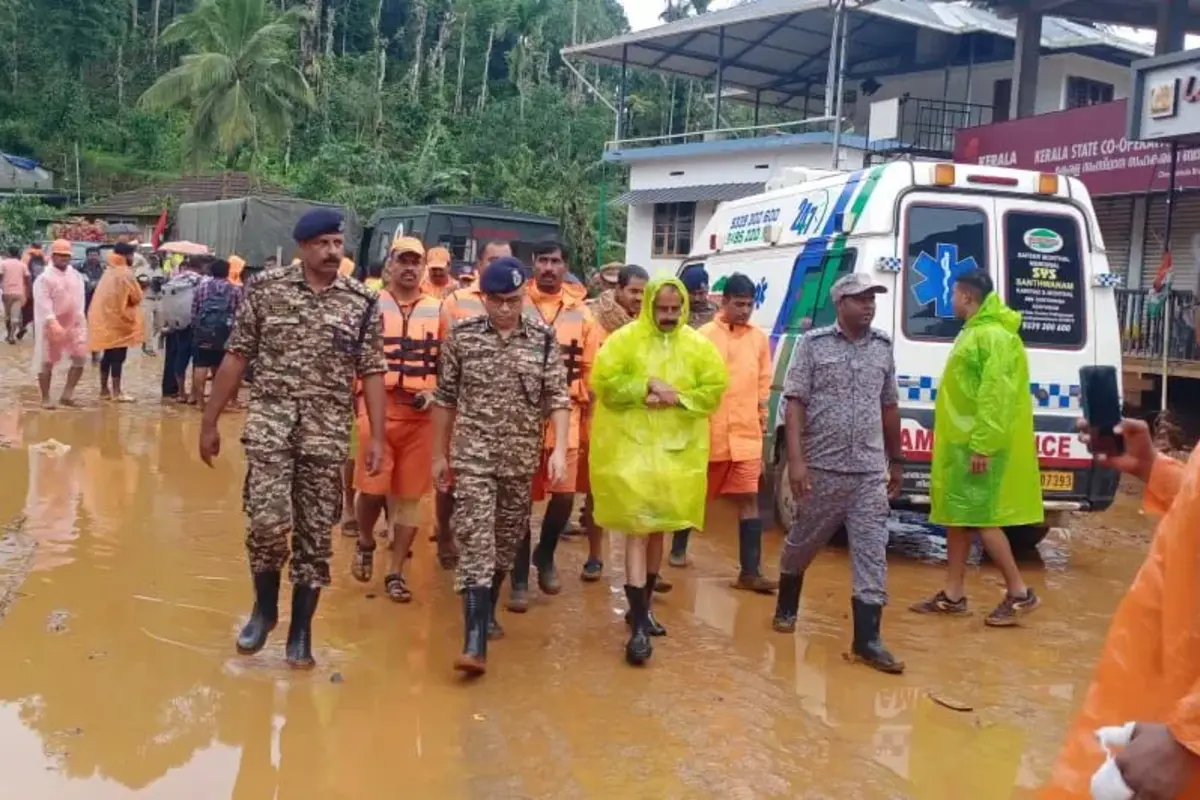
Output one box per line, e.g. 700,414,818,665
293,207,345,243
479,257,527,294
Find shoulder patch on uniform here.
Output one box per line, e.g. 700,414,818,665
870,328,893,344
520,316,554,337
805,325,837,339
452,316,488,334
254,264,295,284
335,274,376,300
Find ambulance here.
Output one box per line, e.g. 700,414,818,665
686,161,1122,548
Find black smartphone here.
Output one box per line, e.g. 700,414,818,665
1079,366,1124,456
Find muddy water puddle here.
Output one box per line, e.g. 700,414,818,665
0,344,1156,798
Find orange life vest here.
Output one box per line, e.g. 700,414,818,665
524,285,596,403
380,290,441,393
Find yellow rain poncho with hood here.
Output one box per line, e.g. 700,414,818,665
929,292,1042,528
589,275,729,535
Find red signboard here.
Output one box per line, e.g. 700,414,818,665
953,99,1200,196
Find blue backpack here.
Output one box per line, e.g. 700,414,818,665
193,281,237,349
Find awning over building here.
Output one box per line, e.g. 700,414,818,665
563,0,1150,111
613,183,766,206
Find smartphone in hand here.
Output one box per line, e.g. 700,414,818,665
1079,366,1124,456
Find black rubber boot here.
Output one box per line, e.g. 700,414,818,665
624,584,653,666
733,519,778,594
533,494,573,596
625,573,668,636
508,532,531,612
851,598,905,675
669,529,690,567
773,572,803,633
454,586,490,676
488,571,506,640
236,571,281,655
285,585,321,669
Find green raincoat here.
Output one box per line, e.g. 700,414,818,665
589,276,729,535
929,293,1044,528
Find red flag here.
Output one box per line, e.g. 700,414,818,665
151,209,168,249
1152,250,1173,292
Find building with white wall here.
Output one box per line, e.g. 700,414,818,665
565,0,1149,274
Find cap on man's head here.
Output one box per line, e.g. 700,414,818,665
426,246,452,269
390,235,425,259
292,207,345,243
50,239,72,257
479,256,527,294
681,267,709,293
831,273,887,303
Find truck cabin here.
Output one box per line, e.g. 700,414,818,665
360,204,560,275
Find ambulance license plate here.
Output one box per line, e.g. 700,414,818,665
1040,471,1075,493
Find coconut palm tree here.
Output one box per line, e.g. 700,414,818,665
138,0,314,164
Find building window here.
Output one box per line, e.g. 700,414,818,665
1065,76,1114,110
652,202,696,258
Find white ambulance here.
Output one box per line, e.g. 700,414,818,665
685,161,1123,548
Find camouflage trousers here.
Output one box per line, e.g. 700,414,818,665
243,454,341,588
451,473,534,593
780,469,889,606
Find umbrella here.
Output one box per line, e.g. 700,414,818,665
158,241,210,256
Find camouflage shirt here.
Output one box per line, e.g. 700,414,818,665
688,300,716,329
227,264,387,463
434,315,571,478
782,324,899,474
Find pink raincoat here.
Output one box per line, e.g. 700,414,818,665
31,265,88,370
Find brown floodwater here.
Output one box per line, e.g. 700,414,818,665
0,344,1158,798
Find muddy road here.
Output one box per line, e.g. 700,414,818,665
0,345,1156,798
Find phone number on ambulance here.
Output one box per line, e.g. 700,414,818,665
1022,321,1074,333
727,227,766,244
729,208,781,229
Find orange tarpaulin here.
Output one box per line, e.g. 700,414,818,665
87,262,144,351
1041,447,1200,798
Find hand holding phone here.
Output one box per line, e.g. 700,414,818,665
1079,366,1124,457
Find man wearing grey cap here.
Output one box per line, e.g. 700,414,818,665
772,272,905,675
199,207,388,670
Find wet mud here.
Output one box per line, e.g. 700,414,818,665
0,344,1159,798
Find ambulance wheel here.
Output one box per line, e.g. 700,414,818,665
773,461,848,547
1003,525,1048,551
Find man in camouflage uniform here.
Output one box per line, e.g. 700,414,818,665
432,256,571,677
681,266,716,328
772,273,905,675
199,208,387,670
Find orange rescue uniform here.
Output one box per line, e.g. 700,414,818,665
699,314,771,498
526,283,598,498
354,290,441,500
1040,446,1200,798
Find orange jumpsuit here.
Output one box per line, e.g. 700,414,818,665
526,284,598,498
354,290,441,499
1041,447,1200,798
699,314,771,497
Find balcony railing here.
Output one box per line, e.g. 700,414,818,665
1117,288,1199,362
868,97,995,160
605,115,839,153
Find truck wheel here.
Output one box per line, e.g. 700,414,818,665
1003,525,1048,551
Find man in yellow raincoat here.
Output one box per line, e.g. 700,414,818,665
590,274,727,666
912,268,1042,627
1040,418,1200,799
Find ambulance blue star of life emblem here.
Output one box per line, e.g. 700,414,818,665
911,244,979,319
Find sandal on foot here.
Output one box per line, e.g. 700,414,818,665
384,573,412,603
351,540,376,583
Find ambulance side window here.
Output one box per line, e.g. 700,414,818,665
903,205,990,341
810,249,858,329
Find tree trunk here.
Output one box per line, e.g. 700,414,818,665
151,0,161,70
372,0,386,143
130,0,137,31
453,9,468,114
430,12,453,105
477,23,495,112
324,3,335,59
116,40,126,108
407,0,428,99
304,0,323,70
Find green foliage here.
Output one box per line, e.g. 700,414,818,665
0,0,738,269
0,196,56,249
